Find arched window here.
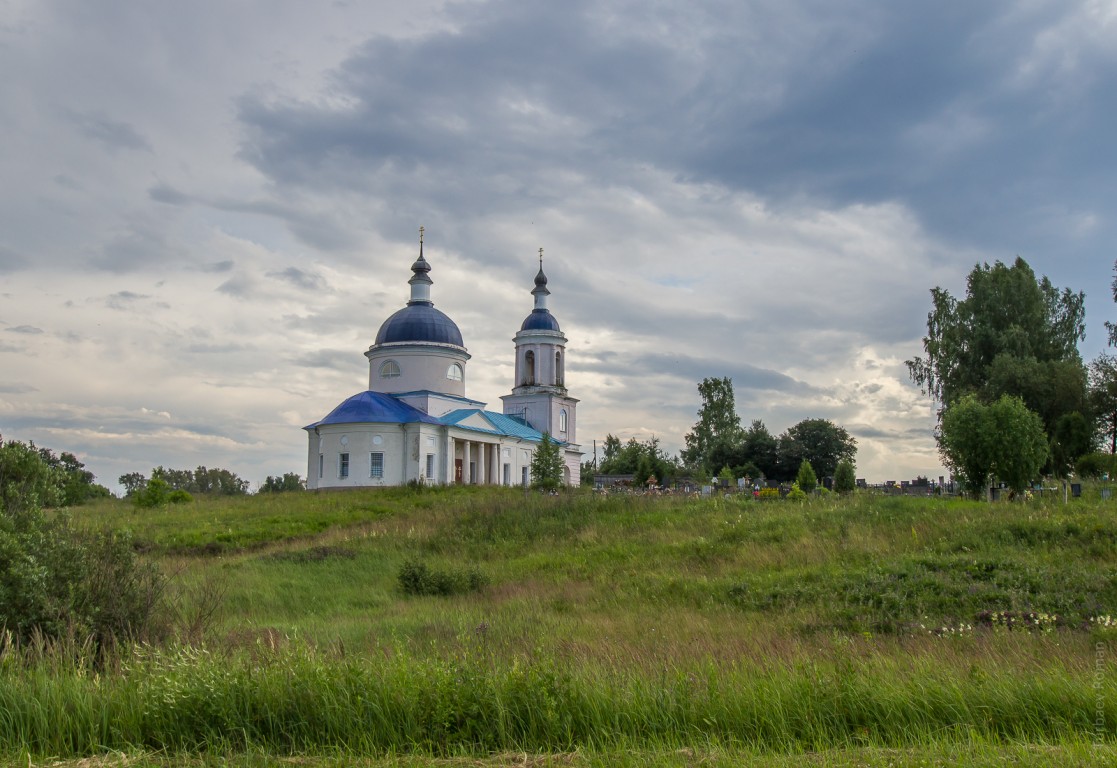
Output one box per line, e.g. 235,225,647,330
379,360,401,379
559,408,568,433
446,363,463,381
523,350,535,386
555,351,564,386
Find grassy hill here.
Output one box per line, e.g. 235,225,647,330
3,486,1116,766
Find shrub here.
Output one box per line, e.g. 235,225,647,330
133,477,171,508
398,559,487,597
786,483,807,502
167,489,194,504
795,460,817,493
757,487,780,501
834,459,856,494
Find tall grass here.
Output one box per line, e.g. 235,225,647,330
0,635,1112,757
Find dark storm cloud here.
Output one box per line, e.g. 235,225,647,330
68,111,152,153
235,1,1115,274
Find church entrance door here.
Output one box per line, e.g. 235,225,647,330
455,459,463,484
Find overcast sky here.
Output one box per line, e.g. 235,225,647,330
2,0,1115,491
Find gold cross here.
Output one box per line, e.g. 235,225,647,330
419,226,424,245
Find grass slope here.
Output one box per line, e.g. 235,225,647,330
4,487,1115,764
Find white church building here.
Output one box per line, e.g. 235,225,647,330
305,233,581,489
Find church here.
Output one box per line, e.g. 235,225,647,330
304,231,582,489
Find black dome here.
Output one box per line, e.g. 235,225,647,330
375,304,464,346
520,308,561,332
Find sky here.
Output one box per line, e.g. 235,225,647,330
2,0,1116,491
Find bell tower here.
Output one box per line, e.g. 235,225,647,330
501,250,579,453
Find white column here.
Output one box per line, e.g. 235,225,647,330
463,441,472,484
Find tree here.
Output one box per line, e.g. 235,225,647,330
939,394,1048,499
795,460,817,493
1089,353,1117,454
740,420,779,481
36,447,111,505
906,257,1087,448
777,419,856,481
833,459,856,494
681,377,744,472
1,437,62,516
261,473,304,493
118,472,148,498
1107,259,1117,347
530,433,565,491
598,434,677,484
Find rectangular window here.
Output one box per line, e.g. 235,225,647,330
338,452,349,479
318,454,323,479
425,453,435,480
370,452,384,478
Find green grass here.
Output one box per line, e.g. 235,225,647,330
5,486,1114,763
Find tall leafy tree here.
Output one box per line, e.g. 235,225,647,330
530,433,565,491
681,377,743,471
777,419,856,481
740,420,779,480
939,394,1048,499
1107,258,1117,347
1089,353,1117,454
906,257,1087,442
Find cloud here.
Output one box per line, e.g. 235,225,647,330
0,246,26,273
67,111,153,153
148,184,192,205
5,325,43,334
267,266,327,291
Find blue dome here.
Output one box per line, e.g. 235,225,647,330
520,309,561,332
375,303,464,346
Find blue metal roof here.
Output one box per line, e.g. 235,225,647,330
441,409,549,442
520,308,561,332
375,303,464,346
304,391,443,429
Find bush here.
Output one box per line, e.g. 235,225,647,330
795,460,817,493
786,483,808,502
133,477,171,508
1,440,170,646
398,559,487,597
757,488,780,501
834,459,856,494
